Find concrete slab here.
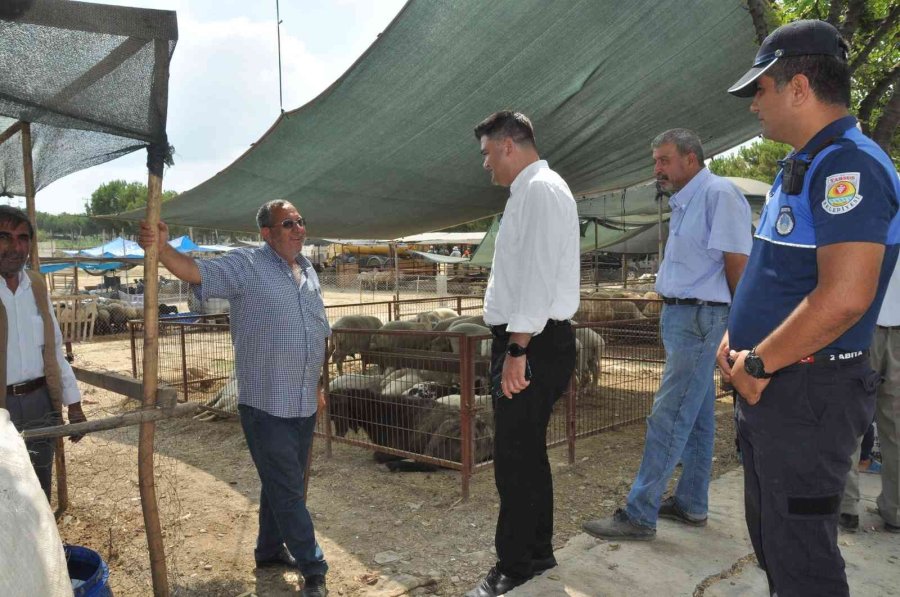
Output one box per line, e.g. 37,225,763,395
509,469,899,597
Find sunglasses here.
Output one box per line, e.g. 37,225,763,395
276,217,306,229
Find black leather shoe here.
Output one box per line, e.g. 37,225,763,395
300,574,328,597
838,513,859,532
532,556,558,575
658,496,708,527
255,544,297,569
464,566,531,597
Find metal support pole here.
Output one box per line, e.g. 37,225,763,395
459,334,474,501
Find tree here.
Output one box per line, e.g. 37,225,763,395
745,0,899,163
84,180,178,216
710,139,793,181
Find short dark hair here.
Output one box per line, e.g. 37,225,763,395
767,54,851,107
651,128,705,163
474,111,536,148
256,200,293,229
0,205,34,238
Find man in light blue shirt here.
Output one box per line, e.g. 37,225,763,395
139,200,330,597
584,128,752,540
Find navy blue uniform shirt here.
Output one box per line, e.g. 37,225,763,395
729,116,900,354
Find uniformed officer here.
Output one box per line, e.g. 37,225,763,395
721,19,900,597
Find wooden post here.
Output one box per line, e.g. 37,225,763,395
21,122,39,276
140,167,169,596
22,120,70,512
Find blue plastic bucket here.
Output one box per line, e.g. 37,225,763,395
64,545,113,597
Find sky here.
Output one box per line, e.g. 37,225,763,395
19,0,406,215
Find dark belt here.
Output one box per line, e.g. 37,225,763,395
661,296,729,307
794,350,869,367
6,376,46,397
877,324,900,330
490,319,570,337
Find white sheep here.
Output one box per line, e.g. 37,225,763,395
574,326,605,387
415,307,460,329
331,315,383,374
369,320,432,352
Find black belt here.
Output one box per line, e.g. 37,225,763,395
661,296,729,307
6,377,46,397
795,350,869,366
490,319,570,337
877,324,900,330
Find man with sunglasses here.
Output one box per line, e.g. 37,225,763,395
139,200,330,597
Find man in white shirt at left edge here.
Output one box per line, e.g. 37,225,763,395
0,206,84,501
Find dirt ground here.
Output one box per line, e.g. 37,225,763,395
55,334,740,597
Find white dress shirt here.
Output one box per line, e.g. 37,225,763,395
483,160,580,334
878,257,900,327
1,271,80,405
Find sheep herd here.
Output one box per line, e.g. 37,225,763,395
326,292,659,470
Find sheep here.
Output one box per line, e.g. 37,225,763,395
327,373,384,436
368,320,432,352
610,300,645,321
431,315,468,332
575,300,616,323
331,315,383,374
379,368,426,398
574,326,605,387
415,307,459,329
446,322,492,356
642,291,662,317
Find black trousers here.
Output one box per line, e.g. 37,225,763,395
7,387,60,501
737,360,877,597
490,322,576,579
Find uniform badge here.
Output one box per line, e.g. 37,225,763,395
822,172,862,214
775,206,795,236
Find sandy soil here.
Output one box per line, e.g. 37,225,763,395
55,334,739,597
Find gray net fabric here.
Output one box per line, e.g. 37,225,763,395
0,0,177,196
117,0,761,238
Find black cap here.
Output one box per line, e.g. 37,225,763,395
728,20,849,97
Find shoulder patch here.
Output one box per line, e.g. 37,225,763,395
822,172,862,214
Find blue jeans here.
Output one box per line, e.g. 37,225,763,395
625,303,729,528
239,405,327,577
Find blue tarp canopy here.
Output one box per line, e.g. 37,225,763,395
62,235,215,258
39,261,124,274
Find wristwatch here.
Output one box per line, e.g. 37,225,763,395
506,342,528,358
744,348,773,379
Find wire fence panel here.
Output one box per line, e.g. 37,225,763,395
128,296,731,496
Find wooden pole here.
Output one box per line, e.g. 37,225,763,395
23,403,198,441
22,120,70,512
21,122,39,274
140,168,169,596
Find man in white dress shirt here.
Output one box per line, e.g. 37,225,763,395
0,206,84,500
465,111,580,597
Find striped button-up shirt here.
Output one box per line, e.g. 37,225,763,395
195,244,330,418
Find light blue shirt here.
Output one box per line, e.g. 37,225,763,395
194,244,330,418
655,168,752,303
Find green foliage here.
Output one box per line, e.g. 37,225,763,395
709,139,792,181
84,180,178,216
775,0,899,164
